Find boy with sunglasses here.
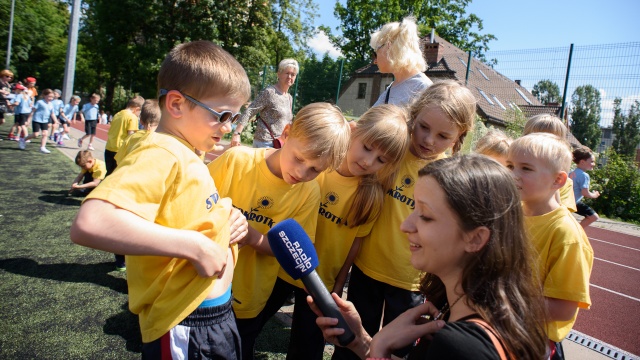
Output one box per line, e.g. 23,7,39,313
71,41,251,359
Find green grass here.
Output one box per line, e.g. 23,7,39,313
0,122,324,359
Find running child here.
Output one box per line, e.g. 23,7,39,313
207,102,351,360
58,95,81,144
50,89,64,142
10,84,31,142
78,93,100,150
20,88,58,153
71,41,251,359
69,150,107,196
335,80,476,360
569,146,601,228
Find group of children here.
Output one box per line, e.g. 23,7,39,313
69,40,596,360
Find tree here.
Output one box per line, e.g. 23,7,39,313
589,148,640,222
612,98,640,158
532,79,562,105
570,85,602,150
297,53,344,108
323,0,496,66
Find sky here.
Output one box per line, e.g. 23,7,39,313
308,0,640,127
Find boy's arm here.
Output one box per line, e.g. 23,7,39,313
581,187,600,199
332,237,363,296
71,171,85,189
72,178,102,190
546,297,579,321
237,226,273,255
71,199,228,278
79,111,85,122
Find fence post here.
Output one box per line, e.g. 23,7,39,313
560,44,574,123
336,58,345,106
292,70,299,111
465,51,472,85
261,65,267,90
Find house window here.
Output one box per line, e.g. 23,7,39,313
515,88,533,105
492,95,506,110
458,57,467,67
477,68,490,81
357,83,367,99
478,89,494,105
603,129,612,139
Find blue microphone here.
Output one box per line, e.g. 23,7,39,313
267,219,355,346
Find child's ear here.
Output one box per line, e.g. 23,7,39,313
464,226,490,253
553,171,568,189
280,123,292,143
163,91,186,118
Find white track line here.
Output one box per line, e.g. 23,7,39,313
590,284,640,302
589,237,640,252
595,257,640,271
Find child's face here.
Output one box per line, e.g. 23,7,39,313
70,98,79,106
401,175,467,275
410,106,460,159
506,152,561,204
91,96,100,105
81,159,94,171
344,135,389,177
578,155,595,171
44,94,54,102
279,136,330,184
180,94,243,152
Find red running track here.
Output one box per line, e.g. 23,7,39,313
71,121,640,355
574,226,640,355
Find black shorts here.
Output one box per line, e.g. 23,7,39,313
576,201,596,217
15,113,29,126
32,122,49,133
84,120,97,135
58,116,68,125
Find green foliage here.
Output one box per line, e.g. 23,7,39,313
532,79,562,105
460,115,488,154
570,85,602,150
588,148,640,222
504,107,527,139
324,0,496,65
297,53,345,107
612,98,640,158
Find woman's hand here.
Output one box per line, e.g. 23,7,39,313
369,302,446,358
308,293,371,358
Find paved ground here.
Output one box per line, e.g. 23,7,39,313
54,124,639,360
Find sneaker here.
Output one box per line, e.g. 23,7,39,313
57,141,64,146
77,139,82,148
115,265,126,272
88,144,95,150
62,134,70,140
53,133,59,142
18,138,26,150
7,134,14,140
25,139,31,143
40,147,51,154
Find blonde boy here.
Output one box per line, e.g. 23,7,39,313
70,150,107,195
104,95,145,176
208,102,350,360
78,93,101,150
507,133,593,356
114,99,161,166
70,41,251,359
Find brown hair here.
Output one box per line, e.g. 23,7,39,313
0,69,14,78
75,150,94,166
126,95,145,109
346,104,410,227
157,41,250,109
140,99,161,127
408,80,476,153
523,114,567,138
418,154,547,359
40,89,53,98
474,129,512,159
572,146,594,164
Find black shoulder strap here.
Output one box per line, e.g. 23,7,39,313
384,86,391,104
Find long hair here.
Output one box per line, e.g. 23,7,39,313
369,17,426,73
419,155,548,359
408,80,476,154
346,104,410,227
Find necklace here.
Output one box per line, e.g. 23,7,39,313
434,294,464,321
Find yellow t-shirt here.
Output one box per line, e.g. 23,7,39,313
524,205,593,342
559,178,577,212
86,132,234,343
106,108,139,152
312,170,374,290
82,159,107,180
355,152,445,291
114,130,148,165
207,146,320,318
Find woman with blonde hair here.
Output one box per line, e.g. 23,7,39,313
371,17,432,106
232,58,298,148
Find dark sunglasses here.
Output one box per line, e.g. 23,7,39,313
158,89,241,124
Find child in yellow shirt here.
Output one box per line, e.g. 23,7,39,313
507,133,593,358
69,150,106,196
207,102,351,360
71,41,251,359
104,95,144,175
114,99,161,166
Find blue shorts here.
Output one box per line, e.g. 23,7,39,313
141,295,241,360
576,201,596,217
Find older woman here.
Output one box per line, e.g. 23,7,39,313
0,69,13,126
231,58,298,148
371,17,432,107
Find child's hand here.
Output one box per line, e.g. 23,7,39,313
71,183,80,189
190,233,228,278
593,190,601,198
228,208,248,245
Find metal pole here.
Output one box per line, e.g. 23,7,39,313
465,51,472,85
335,58,344,105
261,65,267,90
5,0,16,69
560,44,574,123
62,0,81,103
292,69,299,112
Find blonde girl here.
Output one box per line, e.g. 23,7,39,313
523,113,577,212
334,80,476,360
283,104,411,360
313,155,548,359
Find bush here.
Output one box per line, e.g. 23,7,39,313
587,148,640,222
